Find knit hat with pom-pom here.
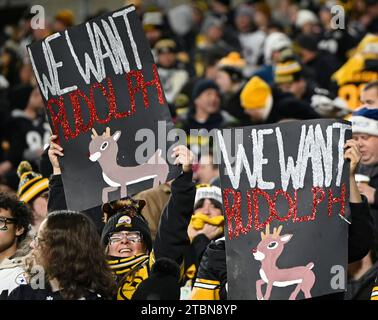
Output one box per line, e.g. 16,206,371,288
17,161,49,203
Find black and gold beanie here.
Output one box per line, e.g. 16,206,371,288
101,197,152,252
17,161,49,204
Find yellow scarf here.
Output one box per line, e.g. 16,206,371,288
189,213,224,232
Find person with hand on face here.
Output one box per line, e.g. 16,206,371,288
351,108,378,284
187,185,224,244
351,109,378,221
182,184,224,296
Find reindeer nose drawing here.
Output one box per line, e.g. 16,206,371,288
89,151,101,162
252,248,257,254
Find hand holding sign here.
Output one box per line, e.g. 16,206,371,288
172,145,194,173
48,135,64,175
344,139,361,175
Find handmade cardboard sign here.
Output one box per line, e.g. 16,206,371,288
28,5,180,211
216,119,351,300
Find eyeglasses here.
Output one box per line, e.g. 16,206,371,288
109,231,142,245
0,216,17,231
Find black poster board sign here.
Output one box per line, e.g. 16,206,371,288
216,119,351,300
28,6,180,211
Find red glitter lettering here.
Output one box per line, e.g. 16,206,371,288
47,96,73,142
328,183,346,217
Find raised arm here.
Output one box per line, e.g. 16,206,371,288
47,135,68,212
153,145,196,264
344,139,374,263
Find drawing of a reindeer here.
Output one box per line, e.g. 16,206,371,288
252,225,315,300
89,127,169,203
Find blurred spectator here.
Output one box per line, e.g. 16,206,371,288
271,0,294,30
0,47,20,87
295,9,320,36
16,161,48,231
350,108,378,299
360,81,378,108
274,59,350,118
254,31,292,84
195,153,219,185
155,39,189,108
253,2,271,34
176,79,238,156
196,16,235,58
234,4,266,77
352,108,378,220
18,63,34,87
297,33,342,90
240,75,320,124
365,0,378,33
332,34,378,110
53,9,75,32
215,52,249,125
143,9,172,50
167,4,193,38
178,50,224,116
0,87,50,178
318,3,359,63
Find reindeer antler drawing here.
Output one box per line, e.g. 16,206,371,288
260,224,283,240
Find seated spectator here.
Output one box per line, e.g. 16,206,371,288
8,210,115,300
